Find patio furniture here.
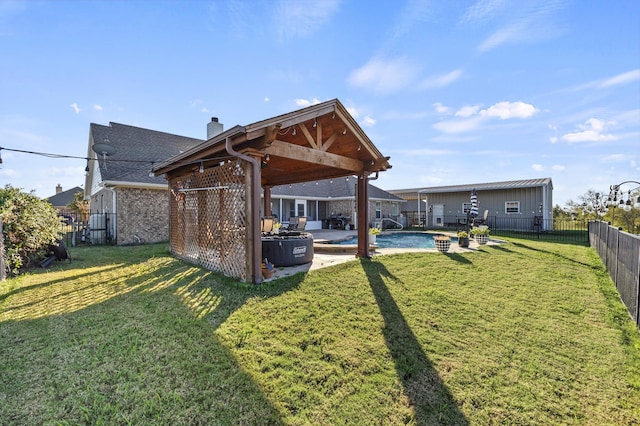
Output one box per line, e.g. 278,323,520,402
472,210,489,227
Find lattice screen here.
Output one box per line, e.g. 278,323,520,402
169,161,248,281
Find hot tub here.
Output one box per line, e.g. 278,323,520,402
262,233,314,267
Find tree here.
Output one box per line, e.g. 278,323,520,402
67,190,89,222
0,185,63,275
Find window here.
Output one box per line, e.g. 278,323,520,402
505,201,520,214
462,202,472,214
375,201,382,219
392,202,399,216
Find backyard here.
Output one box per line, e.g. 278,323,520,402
1,238,639,425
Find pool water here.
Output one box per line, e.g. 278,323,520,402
333,232,457,249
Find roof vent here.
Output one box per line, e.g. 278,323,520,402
207,117,223,139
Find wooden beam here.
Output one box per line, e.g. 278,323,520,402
320,132,338,152
271,140,363,173
298,123,318,149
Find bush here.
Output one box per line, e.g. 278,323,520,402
471,225,490,235
0,185,63,275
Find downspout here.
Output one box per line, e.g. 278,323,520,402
225,134,262,284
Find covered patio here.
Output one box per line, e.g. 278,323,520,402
154,99,391,284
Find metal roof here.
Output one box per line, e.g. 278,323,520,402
389,178,553,195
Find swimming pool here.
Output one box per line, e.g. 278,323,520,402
332,232,457,249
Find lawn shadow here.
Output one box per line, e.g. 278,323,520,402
360,258,468,425
443,253,473,264
510,241,595,268
0,248,293,424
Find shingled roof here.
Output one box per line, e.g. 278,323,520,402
45,186,83,207
88,122,204,185
270,178,404,201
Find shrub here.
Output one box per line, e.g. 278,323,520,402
0,185,63,274
471,225,490,235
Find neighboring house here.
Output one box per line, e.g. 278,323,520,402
268,178,405,230
389,178,553,231
84,122,205,244
45,184,83,211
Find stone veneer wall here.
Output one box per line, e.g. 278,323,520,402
116,188,169,245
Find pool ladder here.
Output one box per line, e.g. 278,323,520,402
375,218,404,231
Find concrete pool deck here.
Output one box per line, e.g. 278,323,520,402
263,229,501,281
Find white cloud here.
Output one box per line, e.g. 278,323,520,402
561,118,617,143
201,108,210,113
93,104,103,111
532,164,544,171
549,136,558,144
601,154,626,162
0,168,18,177
348,56,419,94
345,106,359,119
276,0,340,41
419,69,463,90
432,100,537,134
264,97,270,102
552,165,565,171
455,105,480,118
361,116,376,127
70,103,81,114
433,103,451,114
480,101,537,119
600,69,640,88
475,1,567,53
294,98,321,107
462,0,506,23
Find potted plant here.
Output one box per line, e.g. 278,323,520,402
457,230,469,248
369,227,381,244
434,235,451,252
471,225,490,245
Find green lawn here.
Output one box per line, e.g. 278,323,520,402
1,239,639,425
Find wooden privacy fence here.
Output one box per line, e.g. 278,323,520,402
169,160,249,281
589,220,640,329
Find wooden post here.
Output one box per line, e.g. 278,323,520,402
264,186,272,217
356,174,370,258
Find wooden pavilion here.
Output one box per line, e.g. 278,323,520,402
154,99,391,284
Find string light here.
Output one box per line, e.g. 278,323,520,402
313,118,317,128
0,145,236,173
199,161,204,173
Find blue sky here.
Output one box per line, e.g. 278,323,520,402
1,0,639,206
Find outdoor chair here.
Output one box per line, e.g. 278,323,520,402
286,216,299,231
296,216,307,231
473,210,489,227
261,217,274,235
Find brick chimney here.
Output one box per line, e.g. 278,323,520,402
56,184,62,194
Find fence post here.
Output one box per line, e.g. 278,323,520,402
636,244,640,328
0,216,5,281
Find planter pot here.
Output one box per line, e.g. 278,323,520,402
458,237,469,248
369,234,377,244
435,238,451,253
475,234,489,245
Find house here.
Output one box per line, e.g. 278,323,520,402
84,122,205,244
268,178,405,230
154,99,392,283
45,184,83,211
389,178,553,231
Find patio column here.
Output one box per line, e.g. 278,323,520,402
356,173,370,258
264,185,272,217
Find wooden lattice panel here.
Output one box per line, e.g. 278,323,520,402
169,161,248,281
